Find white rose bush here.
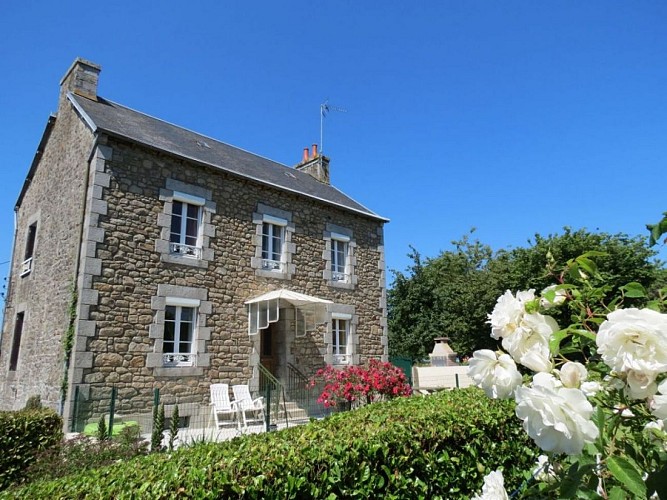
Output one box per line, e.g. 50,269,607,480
468,252,667,499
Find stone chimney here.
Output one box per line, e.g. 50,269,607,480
429,337,458,367
59,57,101,104
295,143,330,184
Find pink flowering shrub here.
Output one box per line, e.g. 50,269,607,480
309,359,412,408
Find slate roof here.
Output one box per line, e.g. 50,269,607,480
69,93,387,222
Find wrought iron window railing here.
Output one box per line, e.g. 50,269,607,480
261,259,282,271
163,353,196,367
169,243,202,259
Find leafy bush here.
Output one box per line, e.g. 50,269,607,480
4,388,538,499
22,396,41,411
24,426,148,484
0,408,62,490
310,359,412,408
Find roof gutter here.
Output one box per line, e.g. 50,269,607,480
15,114,57,210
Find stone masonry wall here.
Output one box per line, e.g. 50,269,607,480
0,102,93,411
79,135,386,415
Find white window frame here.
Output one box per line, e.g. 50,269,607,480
332,313,352,365
21,221,38,277
169,192,205,259
330,233,350,282
261,216,286,271
162,297,200,367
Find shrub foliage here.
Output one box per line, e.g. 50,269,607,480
0,408,63,490
5,388,538,499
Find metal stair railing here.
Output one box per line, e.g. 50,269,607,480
257,363,289,429
287,363,314,414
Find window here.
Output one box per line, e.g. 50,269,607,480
332,318,349,365
261,221,284,270
331,238,347,282
324,226,356,288
169,194,203,259
156,181,215,269
21,223,37,276
147,284,211,376
9,312,25,371
251,205,295,279
163,304,197,367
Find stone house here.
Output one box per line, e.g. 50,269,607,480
0,58,388,427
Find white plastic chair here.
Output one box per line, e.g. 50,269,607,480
232,384,265,429
210,383,239,429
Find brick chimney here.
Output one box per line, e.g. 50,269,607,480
295,143,330,184
59,57,101,105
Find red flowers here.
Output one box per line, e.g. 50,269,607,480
310,359,412,408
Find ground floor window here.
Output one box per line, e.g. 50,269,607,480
332,318,349,365
163,305,196,366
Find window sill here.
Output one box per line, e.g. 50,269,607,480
154,366,204,377
327,280,355,290
255,269,290,280
161,253,208,269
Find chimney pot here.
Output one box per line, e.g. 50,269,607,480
302,147,309,162
312,144,318,158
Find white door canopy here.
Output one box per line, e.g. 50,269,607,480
245,289,333,335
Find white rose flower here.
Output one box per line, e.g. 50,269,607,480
652,379,667,420
644,419,667,452
580,381,602,397
515,372,599,455
468,350,523,399
502,313,558,373
472,470,509,500
596,308,667,374
540,284,567,309
488,290,535,340
624,369,658,399
559,362,588,389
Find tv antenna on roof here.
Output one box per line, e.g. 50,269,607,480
320,99,347,154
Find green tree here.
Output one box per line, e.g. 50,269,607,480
388,228,666,361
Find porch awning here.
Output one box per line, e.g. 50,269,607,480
245,290,333,335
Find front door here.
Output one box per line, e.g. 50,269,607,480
260,322,278,376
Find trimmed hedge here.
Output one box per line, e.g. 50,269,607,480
4,388,538,499
0,408,63,490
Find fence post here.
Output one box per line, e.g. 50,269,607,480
108,386,117,439
70,385,80,433
455,373,460,389
265,384,271,432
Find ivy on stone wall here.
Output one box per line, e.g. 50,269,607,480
60,282,77,407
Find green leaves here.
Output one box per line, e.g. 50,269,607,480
606,456,646,499
9,389,538,499
620,282,647,298
646,211,667,246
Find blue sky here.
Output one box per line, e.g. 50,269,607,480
1,1,666,290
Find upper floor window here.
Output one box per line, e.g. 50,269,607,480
324,225,356,289
21,223,37,276
169,193,204,259
156,180,216,269
163,303,197,367
261,217,286,271
332,318,349,365
251,205,295,280
331,235,349,282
